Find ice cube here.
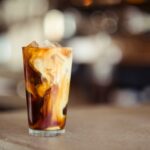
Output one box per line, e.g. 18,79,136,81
43,40,55,47
27,41,39,48
53,42,61,47
33,58,43,72
39,40,62,48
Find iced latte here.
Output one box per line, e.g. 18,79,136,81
22,41,72,136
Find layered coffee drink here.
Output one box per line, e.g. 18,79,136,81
22,41,72,136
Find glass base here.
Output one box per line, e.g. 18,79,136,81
29,128,65,137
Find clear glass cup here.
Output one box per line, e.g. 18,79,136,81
22,41,72,136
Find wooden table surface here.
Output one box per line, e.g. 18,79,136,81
0,105,150,150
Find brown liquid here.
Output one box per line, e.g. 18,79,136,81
22,42,72,131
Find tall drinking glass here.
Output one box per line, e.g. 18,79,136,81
22,41,72,136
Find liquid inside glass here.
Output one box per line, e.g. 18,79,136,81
22,41,72,136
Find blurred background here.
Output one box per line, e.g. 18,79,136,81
0,0,150,110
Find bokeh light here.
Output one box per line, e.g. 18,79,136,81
44,9,64,41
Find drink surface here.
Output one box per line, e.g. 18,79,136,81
22,41,72,130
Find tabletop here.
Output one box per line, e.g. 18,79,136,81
0,105,150,150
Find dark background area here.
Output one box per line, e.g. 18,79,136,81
0,0,150,110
